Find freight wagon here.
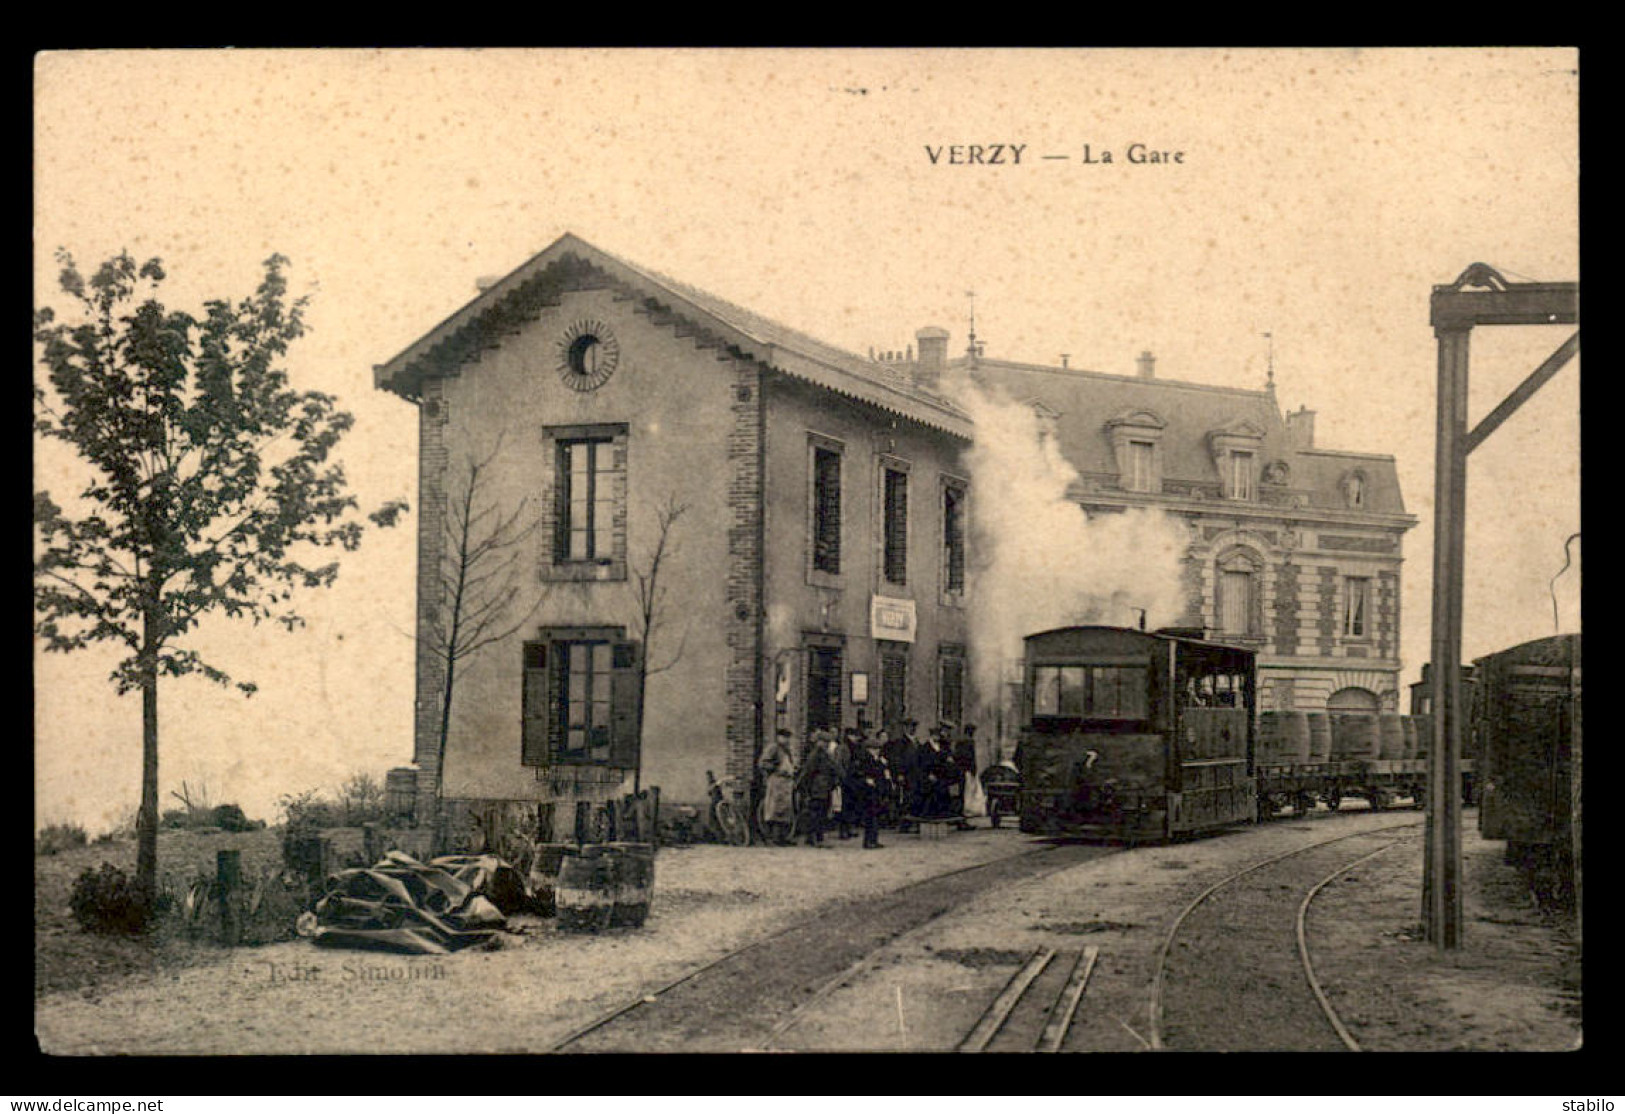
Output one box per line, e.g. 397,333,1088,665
1253,710,1430,818
1474,633,1580,911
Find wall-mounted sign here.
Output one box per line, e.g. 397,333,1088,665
851,671,869,705
870,594,917,643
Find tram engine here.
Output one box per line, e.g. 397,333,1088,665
1017,626,1258,840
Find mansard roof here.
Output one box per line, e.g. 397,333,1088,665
374,232,972,440
963,357,1409,517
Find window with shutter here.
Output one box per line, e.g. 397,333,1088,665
608,640,642,770
942,481,966,593
521,641,551,767
883,466,908,586
938,648,964,726
812,446,842,575
1220,570,1253,635
525,626,630,767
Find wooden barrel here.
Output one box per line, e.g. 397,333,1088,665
527,842,571,918
1259,711,1311,764
1306,713,1332,763
1378,714,1406,760
1331,713,1380,759
607,842,656,928
555,847,613,933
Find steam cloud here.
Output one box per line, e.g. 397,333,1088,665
946,373,1192,742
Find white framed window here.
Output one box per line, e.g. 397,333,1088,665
1228,450,1255,500
1343,577,1371,638
1127,440,1156,493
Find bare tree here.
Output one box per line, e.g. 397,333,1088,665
427,432,546,803
629,496,690,792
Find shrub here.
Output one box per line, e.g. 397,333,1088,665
69,863,156,935
213,803,253,832
161,808,192,830
36,822,88,856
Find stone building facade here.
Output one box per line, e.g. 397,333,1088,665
377,234,1413,823
376,235,973,823
942,347,1416,714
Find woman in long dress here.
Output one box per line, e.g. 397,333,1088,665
758,728,798,845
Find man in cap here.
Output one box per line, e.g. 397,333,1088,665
848,730,890,849
798,727,843,847
883,718,921,831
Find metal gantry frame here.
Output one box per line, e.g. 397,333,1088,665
1424,263,1578,949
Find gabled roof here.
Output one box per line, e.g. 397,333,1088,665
374,233,972,440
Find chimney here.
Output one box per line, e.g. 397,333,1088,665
915,326,950,393
1286,405,1316,448
1136,350,1156,379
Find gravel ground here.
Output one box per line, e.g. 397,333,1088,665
1309,820,1581,1051
35,827,1036,1055
35,810,1580,1055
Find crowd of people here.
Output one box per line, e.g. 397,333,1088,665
757,718,991,850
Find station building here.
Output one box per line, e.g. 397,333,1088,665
376,233,1414,826
375,234,974,825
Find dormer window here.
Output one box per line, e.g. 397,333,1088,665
1106,408,1166,495
1127,440,1156,493
1227,450,1255,501
1343,470,1368,509
1207,420,1266,503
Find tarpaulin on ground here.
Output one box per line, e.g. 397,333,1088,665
304,850,525,955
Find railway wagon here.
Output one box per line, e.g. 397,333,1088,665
1475,633,1580,910
1016,626,1256,840
1255,711,1431,818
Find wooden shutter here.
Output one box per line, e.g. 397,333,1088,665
521,642,551,767
608,640,643,770
884,468,908,585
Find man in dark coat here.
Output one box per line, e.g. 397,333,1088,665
918,726,955,819
882,722,919,831
848,733,890,849
798,728,843,846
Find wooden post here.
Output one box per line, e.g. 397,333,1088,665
1425,323,1469,950
362,822,380,866
216,849,242,947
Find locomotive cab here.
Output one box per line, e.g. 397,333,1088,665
1017,626,1257,840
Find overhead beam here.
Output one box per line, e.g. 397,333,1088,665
1465,332,1580,455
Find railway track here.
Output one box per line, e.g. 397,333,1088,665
957,946,1100,1053
1148,817,1422,1052
549,839,1115,1052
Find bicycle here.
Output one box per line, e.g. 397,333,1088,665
706,770,752,846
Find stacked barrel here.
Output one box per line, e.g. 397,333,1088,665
1306,712,1332,763
1257,711,1311,764
1330,713,1381,760
1378,713,1407,760
552,843,658,933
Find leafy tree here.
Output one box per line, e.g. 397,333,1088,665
33,251,406,914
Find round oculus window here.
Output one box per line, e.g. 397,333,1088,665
557,320,620,391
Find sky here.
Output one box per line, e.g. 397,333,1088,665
33,48,1580,833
